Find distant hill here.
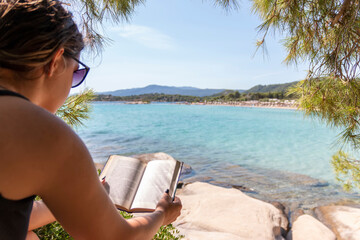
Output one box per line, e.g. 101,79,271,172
207,90,238,97
100,85,243,97
244,81,298,93
98,82,296,98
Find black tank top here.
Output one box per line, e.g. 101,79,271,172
0,89,35,240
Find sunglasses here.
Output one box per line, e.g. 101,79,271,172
70,56,90,88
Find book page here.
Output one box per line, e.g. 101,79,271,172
130,159,176,210
100,156,146,209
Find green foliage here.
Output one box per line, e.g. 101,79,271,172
56,89,95,128
206,82,297,101
210,90,295,101
252,0,360,81
209,89,241,97
34,222,72,240
245,82,298,94
34,209,183,239
118,211,184,240
332,151,360,191
234,91,241,98
94,93,202,103
153,225,185,240
93,82,298,103
33,196,72,239
119,210,134,219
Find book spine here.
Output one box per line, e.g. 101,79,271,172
170,161,183,200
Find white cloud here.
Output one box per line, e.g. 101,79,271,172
111,25,175,50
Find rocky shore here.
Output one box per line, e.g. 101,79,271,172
96,153,360,240
174,157,360,240
173,182,360,240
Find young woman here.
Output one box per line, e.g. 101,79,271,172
0,1,182,239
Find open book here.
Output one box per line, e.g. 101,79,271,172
99,153,183,212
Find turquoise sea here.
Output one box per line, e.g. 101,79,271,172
76,102,360,209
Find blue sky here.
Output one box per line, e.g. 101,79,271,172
72,0,309,93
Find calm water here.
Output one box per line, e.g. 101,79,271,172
77,102,360,209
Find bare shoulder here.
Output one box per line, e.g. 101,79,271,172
0,97,94,199
0,98,128,239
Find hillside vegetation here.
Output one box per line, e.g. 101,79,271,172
93,82,298,102
244,82,298,93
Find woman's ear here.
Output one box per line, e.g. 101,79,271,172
47,48,65,77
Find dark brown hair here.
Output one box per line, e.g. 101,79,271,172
0,0,84,72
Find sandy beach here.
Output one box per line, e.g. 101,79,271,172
188,99,298,110
122,99,298,110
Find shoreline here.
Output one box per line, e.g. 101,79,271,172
96,100,299,110
177,160,360,239
95,154,360,239
179,163,360,210
187,101,298,110
173,181,360,240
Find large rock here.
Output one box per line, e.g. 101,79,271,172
315,205,360,240
180,163,193,176
286,214,336,240
173,182,288,240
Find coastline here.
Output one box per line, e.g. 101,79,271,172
188,100,298,110
114,99,299,110
175,159,360,239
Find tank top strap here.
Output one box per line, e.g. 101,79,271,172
0,89,29,101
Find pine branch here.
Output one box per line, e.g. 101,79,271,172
331,0,352,26
56,89,95,128
332,150,360,191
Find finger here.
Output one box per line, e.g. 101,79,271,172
173,196,181,204
162,193,172,201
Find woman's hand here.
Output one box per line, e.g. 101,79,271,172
155,192,182,226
